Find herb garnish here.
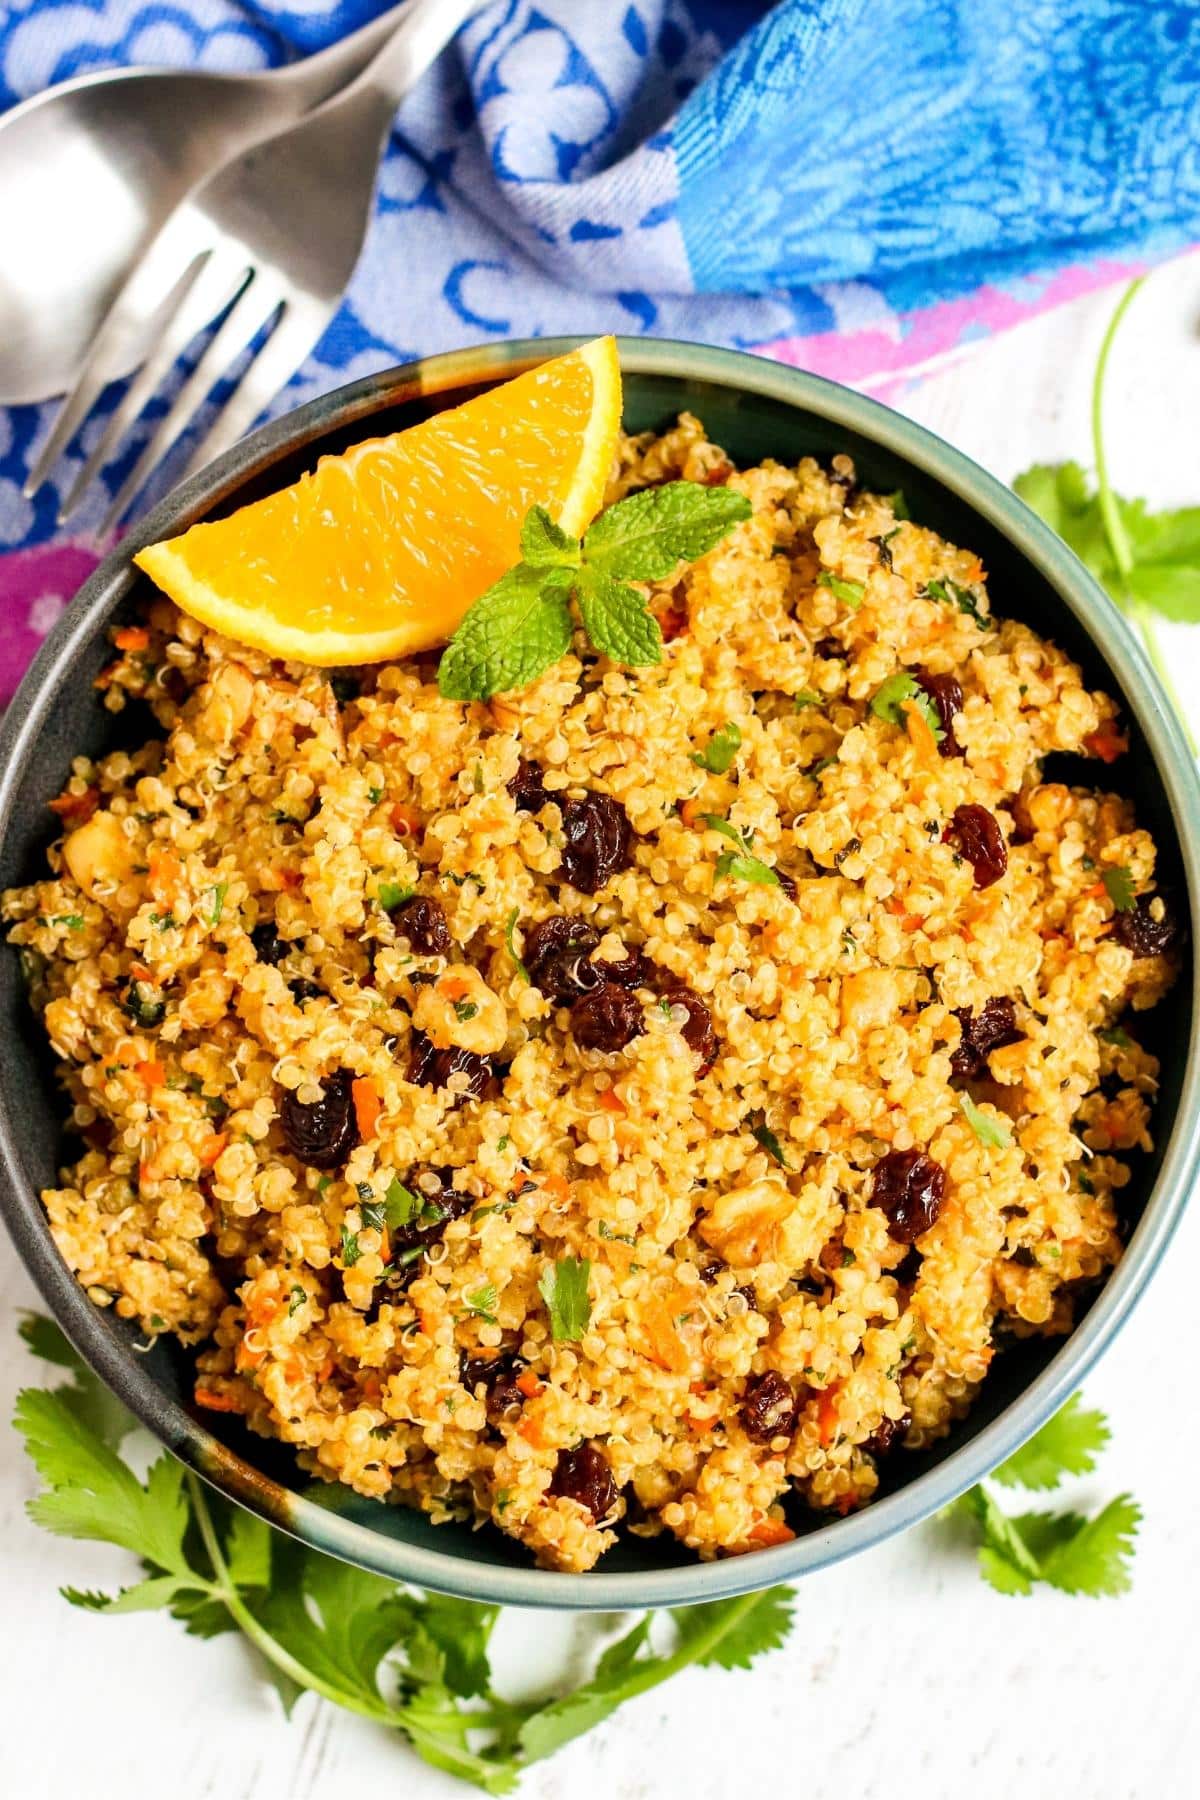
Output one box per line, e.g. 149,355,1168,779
208,881,229,925
463,1283,499,1326
816,569,865,610
704,815,780,887
438,483,750,702
750,1116,790,1168
538,1256,592,1342
377,880,416,912
504,907,529,983
792,689,822,711
339,1225,362,1267
287,1285,306,1318
923,577,988,628
960,1093,1013,1149
1102,865,1137,912
692,721,742,774
870,672,944,741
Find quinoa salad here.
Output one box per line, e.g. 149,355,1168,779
3,415,1180,1573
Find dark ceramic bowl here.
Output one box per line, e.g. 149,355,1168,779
2,338,1198,1610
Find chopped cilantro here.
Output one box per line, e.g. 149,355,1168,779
751,1116,790,1168
960,1092,1013,1148
339,1225,361,1267
504,908,529,983
1102,865,1137,912
463,1283,499,1325
538,1256,591,1343
792,689,822,711
870,671,944,741
378,880,416,913
208,881,228,925
691,721,742,774
816,569,865,610
287,1285,306,1317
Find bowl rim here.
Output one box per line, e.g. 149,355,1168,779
2,333,1199,1611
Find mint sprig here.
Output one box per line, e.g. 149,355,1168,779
438,483,751,702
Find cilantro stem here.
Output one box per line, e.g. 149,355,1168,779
186,1473,394,1727
1091,276,1197,755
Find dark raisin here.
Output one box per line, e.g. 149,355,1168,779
289,977,324,1005
571,982,644,1052
943,804,1007,889
893,1245,923,1287
595,949,658,988
279,1068,359,1169
250,921,288,965
794,1274,827,1298
559,792,633,894
871,1148,947,1243
1110,892,1180,959
699,1260,722,1285
408,1032,490,1101
524,916,603,1002
700,456,734,487
391,894,451,956
916,670,965,758
813,636,847,660
660,985,718,1072
1009,1246,1038,1268
659,603,689,642
775,868,798,899
950,996,1022,1080
548,1442,619,1522
390,1166,470,1255
461,1351,526,1418
731,1282,757,1312
833,838,861,870
871,533,895,571
739,1371,799,1443
508,759,549,814
865,1411,912,1457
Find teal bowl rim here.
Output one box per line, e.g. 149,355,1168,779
1,334,1198,1611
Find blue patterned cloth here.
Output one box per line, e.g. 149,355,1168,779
0,0,1198,566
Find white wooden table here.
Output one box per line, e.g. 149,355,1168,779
3,254,1199,1800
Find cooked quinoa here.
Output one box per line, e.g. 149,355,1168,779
3,415,1179,1572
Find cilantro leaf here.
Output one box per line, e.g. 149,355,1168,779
438,564,574,702
378,880,416,911
519,505,580,569
208,880,229,925
705,815,780,887
582,481,751,582
817,569,865,609
1035,1495,1140,1597
751,1116,790,1168
991,1393,1110,1490
670,1587,795,1670
960,1092,1013,1148
504,906,529,982
464,1283,499,1325
692,721,742,773
575,567,663,666
1102,865,1137,912
538,1256,591,1342
870,671,944,741
792,689,822,711
384,1177,421,1229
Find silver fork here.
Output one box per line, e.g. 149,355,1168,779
26,0,481,533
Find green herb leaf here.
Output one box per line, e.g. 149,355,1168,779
454,999,479,1023
438,564,574,702
670,1586,795,1670
816,569,865,609
519,505,581,570
960,1092,1013,1149
1100,1025,1133,1049
705,816,780,887
538,1256,592,1342
751,1117,790,1168
504,907,529,982
1033,1495,1141,1596
922,577,989,628
340,1224,362,1267
384,1177,421,1230
378,880,416,912
792,689,822,711
870,671,944,741
463,1283,499,1325
692,721,742,774
990,1393,1111,1491
574,567,663,666
208,881,229,926
1102,865,1137,912
582,481,751,583
288,1284,307,1318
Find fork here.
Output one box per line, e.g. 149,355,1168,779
26,0,482,533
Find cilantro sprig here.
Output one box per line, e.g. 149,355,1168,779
438,483,751,702
704,815,780,887
870,671,944,741
945,1395,1138,1597
538,1255,592,1342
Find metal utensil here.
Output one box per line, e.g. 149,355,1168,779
28,0,481,533
0,3,416,405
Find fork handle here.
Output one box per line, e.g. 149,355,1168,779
277,1,421,111
338,0,481,109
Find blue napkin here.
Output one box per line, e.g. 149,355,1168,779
0,0,1197,569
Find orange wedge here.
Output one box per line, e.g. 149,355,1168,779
134,337,622,666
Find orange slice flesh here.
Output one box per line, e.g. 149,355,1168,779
134,337,622,666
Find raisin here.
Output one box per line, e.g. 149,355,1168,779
700,456,734,487
390,1167,470,1257
289,977,324,1005
1111,892,1180,959
548,1443,619,1523
571,982,645,1052
950,997,1022,1080
865,1411,912,1457
871,1148,947,1243
559,792,633,894
461,1351,526,1418
524,916,602,1002
893,1245,923,1287
916,670,965,758
250,921,288,965
391,894,451,956
813,636,847,660
739,1371,800,1443
659,603,689,642
1009,1245,1038,1268
660,984,718,1072
943,804,1007,888
409,1032,490,1101
508,759,549,814
596,949,659,989
279,1069,359,1169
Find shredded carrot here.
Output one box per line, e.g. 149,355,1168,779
834,1493,858,1517
193,1386,247,1414
419,1311,438,1339
147,849,184,908
1084,722,1127,764
679,797,704,828
515,1369,543,1399
129,961,152,983
641,1299,692,1373
236,1341,264,1371
389,802,420,836
47,786,99,823
816,1382,842,1446
518,1414,546,1448
748,1517,795,1547
902,699,940,766
597,1088,626,1115
351,1076,382,1140
135,1059,165,1089
540,1170,570,1204
113,625,150,652
440,973,471,1001
276,867,302,890
686,1413,714,1434
199,1132,227,1167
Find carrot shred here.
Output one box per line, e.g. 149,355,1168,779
47,786,99,823
147,850,183,908
540,1170,570,1203
748,1517,795,1547
515,1369,544,1399
816,1382,842,1446
135,1059,165,1089
597,1088,626,1115
113,625,150,652
902,699,940,766
199,1132,227,1167
641,1299,691,1373
351,1076,382,1140
193,1386,247,1414
1084,723,1127,764
518,1414,546,1448
440,973,471,1001
680,797,704,828
389,802,420,836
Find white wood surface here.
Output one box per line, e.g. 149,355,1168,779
3,254,1200,1799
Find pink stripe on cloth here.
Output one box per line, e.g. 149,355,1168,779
0,542,104,707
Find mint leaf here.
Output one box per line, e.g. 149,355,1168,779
870,671,944,740
538,1256,591,1342
582,481,750,582
960,1092,1013,1149
438,565,574,701
575,567,663,666
816,569,865,609
519,505,580,569
991,1394,1110,1491
692,721,742,773
1102,865,1136,912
